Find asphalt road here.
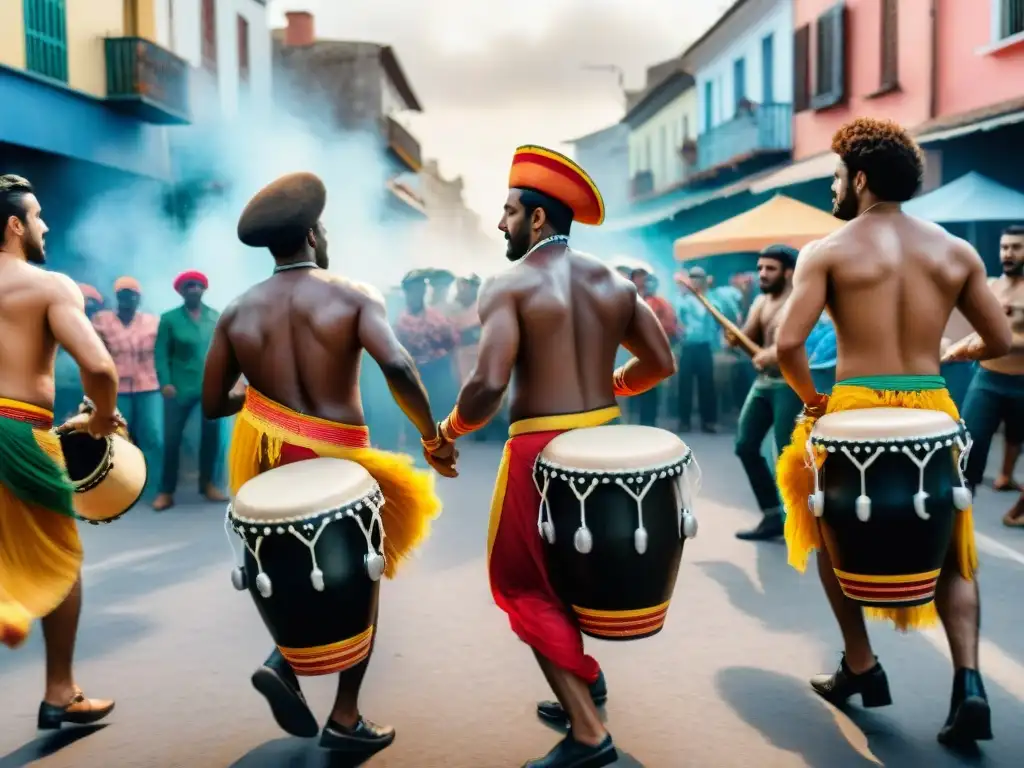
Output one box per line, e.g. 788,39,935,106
1,433,1023,768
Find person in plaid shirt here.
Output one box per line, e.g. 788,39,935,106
91,276,162,499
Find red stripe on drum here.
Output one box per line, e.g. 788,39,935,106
278,628,374,676
573,605,670,639
841,584,937,600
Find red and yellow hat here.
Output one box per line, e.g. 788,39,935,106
508,145,605,226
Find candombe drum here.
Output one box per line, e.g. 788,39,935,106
226,457,386,676
807,408,972,608
57,402,147,524
534,424,700,641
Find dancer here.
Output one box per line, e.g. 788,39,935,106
202,172,454,757
422,146,675,768
730,245,802,541
774,118,1011,746
0,174,120,727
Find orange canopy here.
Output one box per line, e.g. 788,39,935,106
674,194,843,261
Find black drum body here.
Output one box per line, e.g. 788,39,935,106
229,487,386,676
535,450,698,641
810,421,971,609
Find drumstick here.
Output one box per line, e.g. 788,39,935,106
674,273,763,358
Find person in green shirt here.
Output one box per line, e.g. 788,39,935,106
152,270,227,511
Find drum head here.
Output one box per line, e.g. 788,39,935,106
540,424,689,471
233,457,378,521
813,408,958,440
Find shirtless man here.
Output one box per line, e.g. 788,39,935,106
0,174,121,727
719,244,802,541
952,225,1024,516
773,119,1011,746
423,146,675,768
202,173,454,758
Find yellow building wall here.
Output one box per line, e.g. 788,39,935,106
66,0,126,97
0,1,27,70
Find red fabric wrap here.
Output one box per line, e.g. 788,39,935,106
173,270,209,292
488,430,601,684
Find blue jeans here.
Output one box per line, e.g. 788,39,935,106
961,368,1024,488
117,391,163,499
160,395,222,495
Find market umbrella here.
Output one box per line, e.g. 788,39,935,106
902,171,1024,223
673,194,843,261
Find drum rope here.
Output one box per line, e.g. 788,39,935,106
900,445,942,521
839,446,884,522
806,438,825,517
224,508,245,568
615,475,659,555
533,472,554,543
287,517,332,592
567,478,599,554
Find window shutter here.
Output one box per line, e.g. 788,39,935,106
793,24,810,112
880,0,899,89
812,1,847,111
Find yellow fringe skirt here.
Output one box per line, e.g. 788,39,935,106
0,399,82,649
228,389,441,579
776,384,976,632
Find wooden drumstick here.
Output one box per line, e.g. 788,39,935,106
674,272,763,358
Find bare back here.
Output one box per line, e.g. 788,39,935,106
500,249,635,421
219,271,372,424
0,257,64,408
821,215,978,380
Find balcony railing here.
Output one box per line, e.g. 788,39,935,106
630,170,654,198
382,115,422,171
695,102,792,173
105,37,190,125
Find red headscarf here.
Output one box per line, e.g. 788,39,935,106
173,270,208,293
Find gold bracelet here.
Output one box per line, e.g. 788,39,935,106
420,424,445,452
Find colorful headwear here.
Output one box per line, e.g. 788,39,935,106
77,283,102,303
174,270,208,293
401,269,429,287
113,276,141,294
508,145,605,226
237,172,327,249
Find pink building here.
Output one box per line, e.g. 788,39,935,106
791,0,1024,161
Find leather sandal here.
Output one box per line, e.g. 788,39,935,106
38,687,115,729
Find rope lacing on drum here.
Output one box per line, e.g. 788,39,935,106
900,443,943,521
288,517,333,592
614,474,658,555
805,437,825,518
567,477,599,554
953,425,974,511
533,471,555,544
672,462,700,540
838,446,885,522
224,505,248,591
348,496,387,582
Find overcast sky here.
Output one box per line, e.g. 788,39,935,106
268,0,731,222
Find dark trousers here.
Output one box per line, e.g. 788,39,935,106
734,380,803,512
160,395,222,495
629,387,661,427
677,342,717,428
961,368,1024,488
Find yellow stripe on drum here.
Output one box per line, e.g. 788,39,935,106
832,568,941,584
572,599,671,619
573,601,671,639
278,626,374,676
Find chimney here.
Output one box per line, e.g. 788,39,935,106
284,11,315,47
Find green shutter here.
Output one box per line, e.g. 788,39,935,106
23,0,68,83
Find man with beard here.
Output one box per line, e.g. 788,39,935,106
202,172,452,758
0,174,121,727
153,271,227,510
423,146,675,768
774,118,1011,747
952,225,1024,516
727,245,803,541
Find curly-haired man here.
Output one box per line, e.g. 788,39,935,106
773,118,1011,747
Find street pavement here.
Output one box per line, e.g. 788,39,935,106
1,432,1023,768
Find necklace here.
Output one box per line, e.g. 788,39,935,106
523,234,569,260
273,261,318,274
861,201,899,217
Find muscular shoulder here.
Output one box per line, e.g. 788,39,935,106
476,273,516,318
316,273,385,306
45,271,86,309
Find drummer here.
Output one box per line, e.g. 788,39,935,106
774,118,1010,746
422,146,675,768
0,174,121,726
202,172,455,757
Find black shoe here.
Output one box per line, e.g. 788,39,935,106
536,670,608,725
810,655,892,708
319,716,396,755
523,732,617,768
251,649,319,738
735,513,784,541
37,689,115,730
938,668,993,746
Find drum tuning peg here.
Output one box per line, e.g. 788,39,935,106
913,491,931,521
310,568,325,592
856,495,871,523
365,553,386,582
573,526,593,555
230,567,247,591
809,491,825,518
255,572,273,599
681,511,698,539
541,521,555,544
634,527,648,555
953,486,972,511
